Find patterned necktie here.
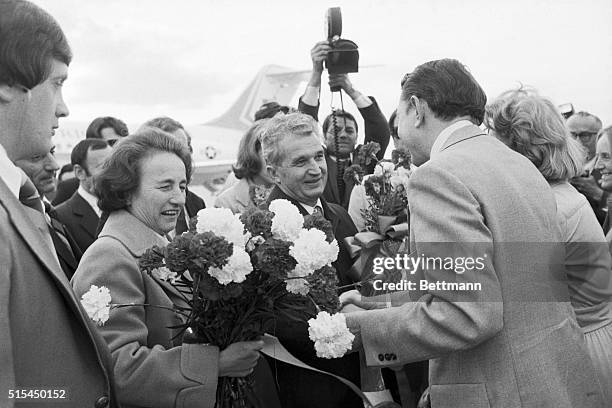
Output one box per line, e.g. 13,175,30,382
337,158,349,201
19,177,44,213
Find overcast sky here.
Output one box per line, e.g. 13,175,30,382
36,0,612,128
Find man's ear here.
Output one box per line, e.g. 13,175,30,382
266,164,281,184
73,164,87,181
411,96,427,128
0,84,20,103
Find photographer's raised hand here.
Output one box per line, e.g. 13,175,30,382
329,73,373,108
218,339,263,377
311,41,331,74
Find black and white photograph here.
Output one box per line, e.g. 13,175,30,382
1,0,611,407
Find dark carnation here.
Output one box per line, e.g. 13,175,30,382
364,176,384,201
356,142,381,167
307,265,340,313
303,212,334,243
139,246,165,273
392,148,411,169
187,232,233,275
343,164,364,186
254,239,297,280
240,206,273,238
165,232,196,273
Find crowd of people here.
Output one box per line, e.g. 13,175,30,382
1,1,611,408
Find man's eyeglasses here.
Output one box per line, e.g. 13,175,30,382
570,131,598,141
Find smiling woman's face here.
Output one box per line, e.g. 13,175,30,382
128,151,187,235
594,132,612,191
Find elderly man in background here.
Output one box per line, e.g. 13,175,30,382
14,146,82,279
568,111,608,224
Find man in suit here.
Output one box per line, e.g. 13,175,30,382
344,59,603,407
298,41,390,209
52,116,129,206
140,116,206,235
14,145,82,279
55,138,112,253
260,112,362,408
0,1,117,406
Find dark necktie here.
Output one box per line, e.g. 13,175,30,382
19,177,44,213
45,201,79,279
337,158,349,201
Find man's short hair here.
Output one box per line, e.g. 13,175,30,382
70,139,109,170
0,0,72,89
140,116,192,152
400,59,487,125
261,112,321,166
321,110,358,135
85,116,129,139
571,111,603,130
254,102,290,121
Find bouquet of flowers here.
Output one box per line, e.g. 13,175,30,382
81,200,354,408
343,142,412,296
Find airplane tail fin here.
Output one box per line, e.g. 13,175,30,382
204,65,310,131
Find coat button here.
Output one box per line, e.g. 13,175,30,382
384,353,391,361
94,395,109,408
391,353,397,360
378,354,385,362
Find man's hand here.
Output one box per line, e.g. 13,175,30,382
328,74,355,95
311,41,331,74
340,289,387,311
218,339,263,377
571,175,604,202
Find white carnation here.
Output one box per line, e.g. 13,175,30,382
269,199,303,242
208,246,253,285
196,207,249,246
151,266,178,283
290,229,339,272
81,285,112,326
373,161,395,177
308,311,355,358
285,277,310,295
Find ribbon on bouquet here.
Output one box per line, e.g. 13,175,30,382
261,334,380,408
344,222,409,289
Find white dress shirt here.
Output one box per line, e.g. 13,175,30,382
0,144,25,198
77,185,102,217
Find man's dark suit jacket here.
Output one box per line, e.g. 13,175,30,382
299,97,390,208
264,186,361,408
55,190,100,254
52,176,79,206
47,203,83,280
177,188,206,234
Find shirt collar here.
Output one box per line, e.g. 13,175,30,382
0,144,24,198
301,199,323,215
77,185,102,217
430,120,473,158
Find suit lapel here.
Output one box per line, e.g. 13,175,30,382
72,193,99,240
